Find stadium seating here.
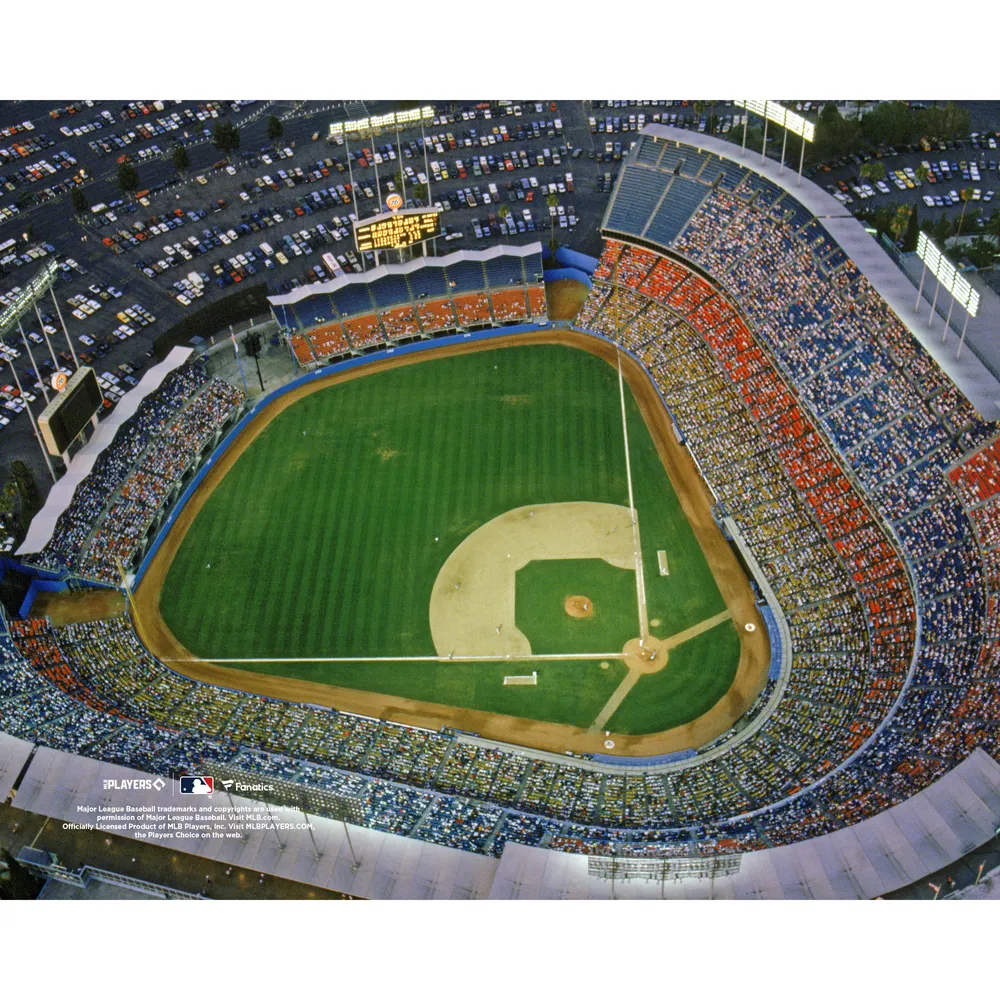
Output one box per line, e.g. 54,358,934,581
30,363,245,584
272,248,546,362
5,146,999,868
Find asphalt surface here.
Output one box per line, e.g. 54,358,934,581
0,97,639,508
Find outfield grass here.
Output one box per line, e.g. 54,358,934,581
606,621,741,734
159,342,736,730
515,558,638,655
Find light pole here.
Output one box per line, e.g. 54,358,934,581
264,801,286,852
300,795,322,862
48,286,80,370
17,319,51,405
9,359,56,483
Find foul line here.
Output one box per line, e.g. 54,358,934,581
660,609,732,650
592,670,642,731
618,349,648,639
165,652,628,664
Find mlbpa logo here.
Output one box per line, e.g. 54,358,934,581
179,775,214,795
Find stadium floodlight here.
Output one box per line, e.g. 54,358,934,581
0,258,58,340
734,100,815,181
915,230,981,358
329,105,434,138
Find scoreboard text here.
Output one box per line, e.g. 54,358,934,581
354,209,441,252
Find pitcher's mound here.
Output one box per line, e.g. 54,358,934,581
564,595,594,618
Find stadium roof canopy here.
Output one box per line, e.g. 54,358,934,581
6,739,999,900
489,748,1000,899
631,124,1000,420
16,347,193,559
266,242,545,309
0,732,33,801
11,746,499,900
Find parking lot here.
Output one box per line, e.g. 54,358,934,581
1,98,997,527
1,98,706,504
807,133,999,232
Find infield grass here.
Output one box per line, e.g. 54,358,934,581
515,558,638,655
606,621,742,734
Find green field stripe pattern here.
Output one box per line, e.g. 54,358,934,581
623,390,727,635
227,657,629,730
605,621,741,734
159,343,736,732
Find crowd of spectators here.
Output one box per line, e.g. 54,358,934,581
289,275,545,365
3,151,1000,862
29,362,245,584
572,159,1000,844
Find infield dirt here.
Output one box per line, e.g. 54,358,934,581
133,329,770,756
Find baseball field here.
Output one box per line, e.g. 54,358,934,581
137,331,768,755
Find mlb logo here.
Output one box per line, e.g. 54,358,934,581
179,775,214,795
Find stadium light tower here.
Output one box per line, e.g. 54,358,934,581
342,132,365,272
31,301,62,375
329,795,364,873
47,285,80,370
421,120,436,257
915,231,981,359
734,100,816,184
8,357,56,483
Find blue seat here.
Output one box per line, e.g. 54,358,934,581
645,177,709,246
605,166,669,237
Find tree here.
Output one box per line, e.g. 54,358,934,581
869,205,894,239
889,204,912,245
956,188,975,237
117,161,139,197
172,145,190,174
70,186,89,216
0,849,43,901
964,235,1000,269
814,102,862,162
860,160,886,196
266,115,284,142
212,121,241,160
918,102,970,141
986,209,1000,241
903,203,920,252
932,214,952,244
860,101,917,149
243,329,265,392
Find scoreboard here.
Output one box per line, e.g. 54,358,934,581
354,208,441,253
38,366,103,456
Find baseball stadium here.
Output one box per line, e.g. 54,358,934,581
3,119,1000,900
